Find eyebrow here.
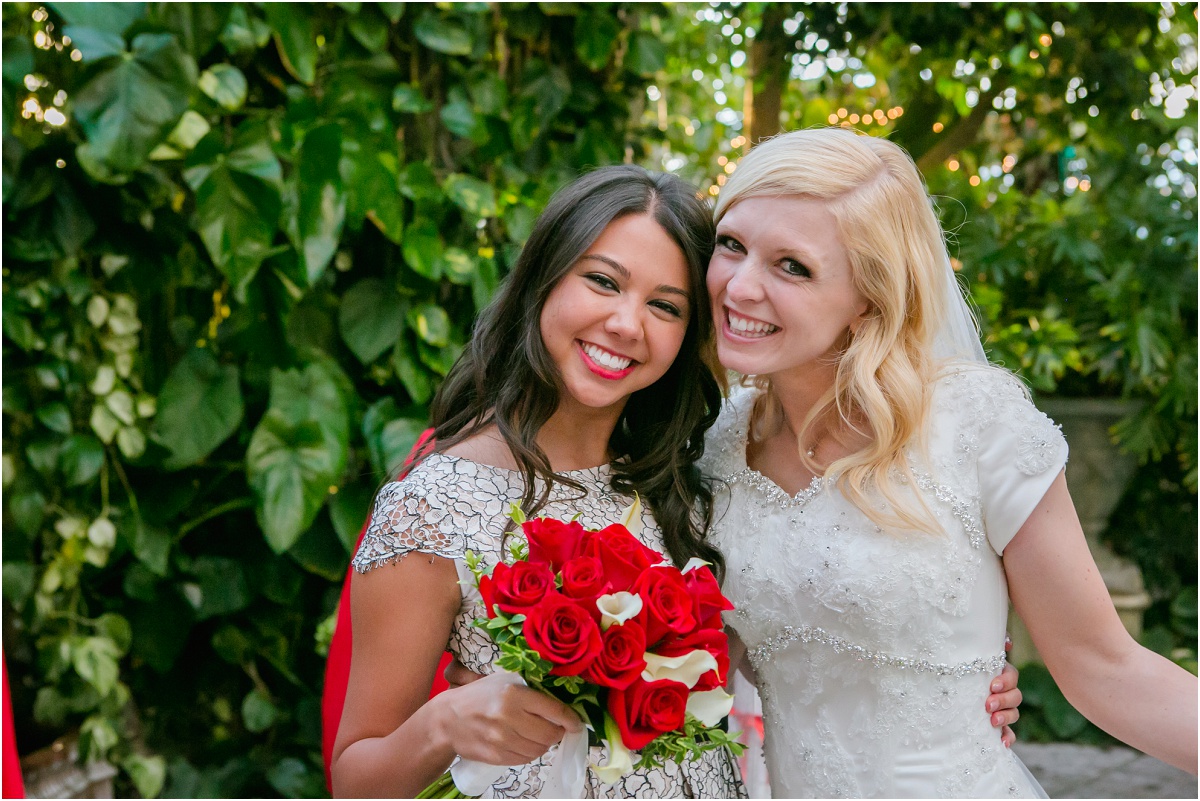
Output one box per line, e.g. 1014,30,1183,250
716,223,825,268
579,254,690,300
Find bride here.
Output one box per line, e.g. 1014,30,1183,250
700,127,1197,796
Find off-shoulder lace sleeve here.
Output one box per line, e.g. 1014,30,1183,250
351,477,469,573
970,370,1069,555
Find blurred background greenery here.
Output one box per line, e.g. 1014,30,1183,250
2,2,1195,796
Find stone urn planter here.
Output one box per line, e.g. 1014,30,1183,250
1007,397,1151,666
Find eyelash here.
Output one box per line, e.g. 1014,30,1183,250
585,274,683,318
717,235,811,278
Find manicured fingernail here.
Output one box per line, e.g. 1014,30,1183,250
987,700,998,712
991,681,1002,692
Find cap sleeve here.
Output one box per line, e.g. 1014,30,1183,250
975,378,1069,555
351,476,469,573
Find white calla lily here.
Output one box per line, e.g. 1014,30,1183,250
641,649,718,689
593,715,635,785
680,557,712,574
618,493,643,537
685,687,735,727
596,592,643,630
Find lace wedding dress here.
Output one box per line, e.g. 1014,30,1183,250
701,366,1066,798
352,452,746,799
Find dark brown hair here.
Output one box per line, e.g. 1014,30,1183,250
428,165,726,581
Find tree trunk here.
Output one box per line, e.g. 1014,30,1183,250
744,3,792,146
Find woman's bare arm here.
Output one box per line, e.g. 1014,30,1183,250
1004,472,1197,774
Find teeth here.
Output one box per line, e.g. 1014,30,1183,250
582,343,633,371
727,310,780,336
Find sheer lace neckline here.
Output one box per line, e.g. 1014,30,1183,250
425,450,613,479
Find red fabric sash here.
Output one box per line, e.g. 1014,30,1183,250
321,428,439,792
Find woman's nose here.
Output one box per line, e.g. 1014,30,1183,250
604,299,643,339
723,261,764,303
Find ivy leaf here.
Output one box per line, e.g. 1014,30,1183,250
198,63,248,111
183,122,283,300
50,3,147,36
329,481,375,552
348,6,390,53
443,174,498,218
440,98,485,142
362,398,427,477
284,123,346,286
392,84,434,113
625,31,666,76
60,26,126,63
153,348,244,470
191,556,250,620
242,689,278,733
131,525,171,576
574,9,621,71
60,434,105,487
72,636,122,697
36,402,72,434
263,4,318,84
338,278,404,364
413,10,472,55
73,33,197,180
407,303,451,347
441,247,476,285
122,753,167,800
146,3,230,59
246,363,349,553
401,218,443,279
390,343,434,407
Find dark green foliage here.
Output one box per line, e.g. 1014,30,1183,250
2,2,674,795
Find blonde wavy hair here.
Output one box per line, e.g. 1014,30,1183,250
715,127,959,535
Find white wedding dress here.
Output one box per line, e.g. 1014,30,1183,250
352,452,746,799
701,365,1066,798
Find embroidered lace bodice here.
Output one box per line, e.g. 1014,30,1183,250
352,452,745,799
701,366,1066,798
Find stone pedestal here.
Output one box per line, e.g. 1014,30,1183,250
1007,398,1151,666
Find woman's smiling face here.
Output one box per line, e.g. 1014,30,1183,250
707,195,869,381
540,212,691,419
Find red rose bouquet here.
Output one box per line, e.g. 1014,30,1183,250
418,499,742,798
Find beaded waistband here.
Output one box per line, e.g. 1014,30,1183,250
747,624,1007,677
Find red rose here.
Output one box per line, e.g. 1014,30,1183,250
582,620,647,690
608,677,689,750
522,591,603,676
631,567,696,646
524,517,588,573
560,556,611,614
584,524,663,593
479,560,555,617
682,564,734,631
657,628,729,692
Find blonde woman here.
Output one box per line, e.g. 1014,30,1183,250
699,127,1198,797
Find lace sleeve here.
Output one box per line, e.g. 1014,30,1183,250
351,478,469,573
973,371,1069,555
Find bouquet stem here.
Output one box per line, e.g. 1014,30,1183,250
416,770,469,799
